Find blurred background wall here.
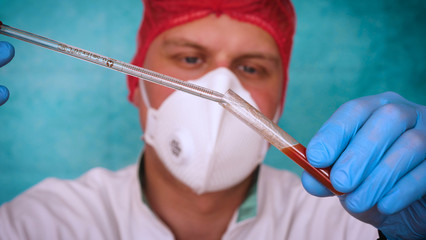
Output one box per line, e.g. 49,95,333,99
1,0,425,204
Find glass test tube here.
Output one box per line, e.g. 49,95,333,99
220,90,343,195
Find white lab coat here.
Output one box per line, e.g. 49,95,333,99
0,163,378,239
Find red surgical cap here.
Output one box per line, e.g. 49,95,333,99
127,0,296,108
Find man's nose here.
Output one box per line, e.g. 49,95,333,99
206,53,232,72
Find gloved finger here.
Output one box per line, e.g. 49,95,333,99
0,85,10,106
378,160,426,215
307,92,406,168
0,41,15,67
301,171,333,197
342,128,426,213
330,103,418,193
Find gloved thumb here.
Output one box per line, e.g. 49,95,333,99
0,41,15,67
0,85,9,106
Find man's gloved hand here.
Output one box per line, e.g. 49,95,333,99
301,92,426,239
0,41,15,106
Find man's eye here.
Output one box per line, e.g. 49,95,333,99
183,56,201,64
238,65,257,74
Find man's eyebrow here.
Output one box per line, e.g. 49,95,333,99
163,38,207,51
237,53,281,65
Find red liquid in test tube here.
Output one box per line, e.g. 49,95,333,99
281,143,343,195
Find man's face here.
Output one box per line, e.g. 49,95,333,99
134,14,283,129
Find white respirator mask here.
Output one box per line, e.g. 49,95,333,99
141,68,269,194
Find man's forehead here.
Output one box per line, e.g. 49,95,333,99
159,23,280,57
161,15,278,46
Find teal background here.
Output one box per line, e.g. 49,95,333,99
0,0,425,204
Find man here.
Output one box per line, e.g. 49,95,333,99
0,0,425,239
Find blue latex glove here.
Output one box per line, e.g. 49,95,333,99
302,92,426,239
0,41,15,106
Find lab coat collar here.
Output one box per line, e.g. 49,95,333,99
236,167,259,222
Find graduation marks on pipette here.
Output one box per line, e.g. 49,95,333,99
58,44,115,68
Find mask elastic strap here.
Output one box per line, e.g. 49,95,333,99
139,79,153,142
139,79,152,109
272,105,282,123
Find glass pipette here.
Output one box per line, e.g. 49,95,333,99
0,21,342,195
